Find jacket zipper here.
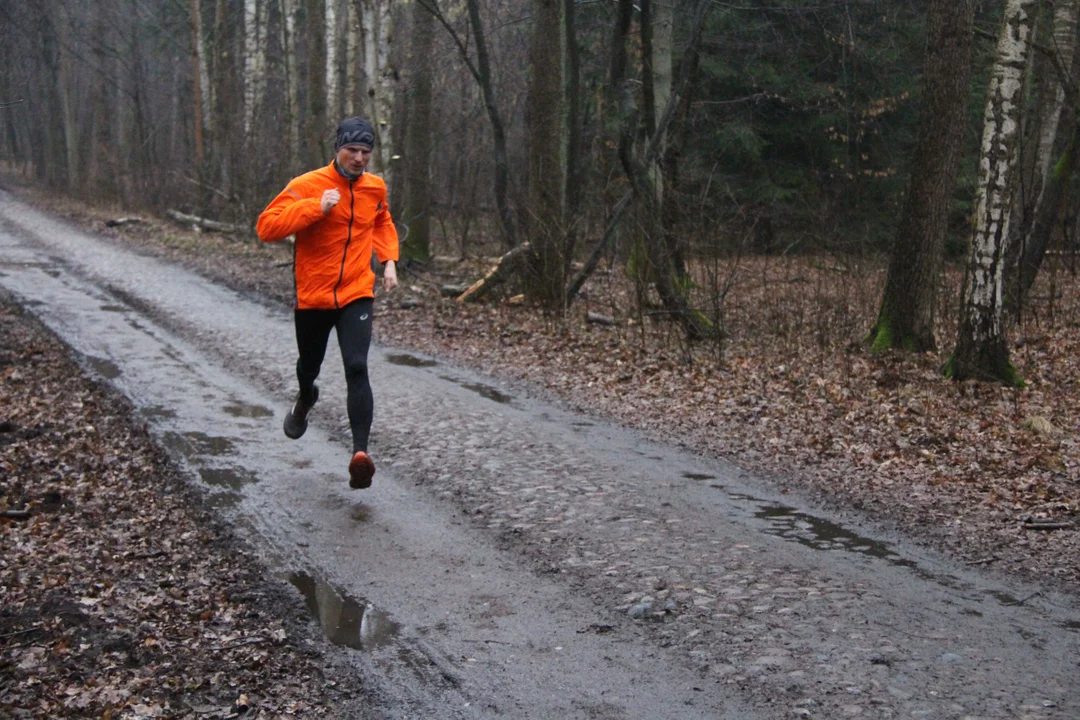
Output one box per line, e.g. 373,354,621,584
333,179,356,309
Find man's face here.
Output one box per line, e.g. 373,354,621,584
336,143,372,176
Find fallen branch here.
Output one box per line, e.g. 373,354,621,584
456,243,532,303
2,508,31,520
165,209,241,234
0,625,42,640
104,216,144,228
1022,520,1074,531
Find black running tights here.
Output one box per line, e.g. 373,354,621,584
294,298,373,452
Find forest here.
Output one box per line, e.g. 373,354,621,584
1,0,1078,385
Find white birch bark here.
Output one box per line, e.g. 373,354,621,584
374,0,396,173
1023,0,1079,239
346,0,358,116
357,0,394,173
953,0,1038,382
280,0,300,171
192,0,212,155
242,0,265,138
326,0,339,120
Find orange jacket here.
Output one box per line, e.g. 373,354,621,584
257,163,399,310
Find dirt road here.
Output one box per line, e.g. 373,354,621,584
2,190,1078,719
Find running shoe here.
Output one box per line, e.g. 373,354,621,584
283,385,319,439
349,451,375,489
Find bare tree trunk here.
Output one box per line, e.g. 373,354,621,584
56,10,80,193
373,0,395,174
610,0,713,340
243,0,269,140
346,0,359,116
871,0,976,352
563,0,583,261
1010,0,1080,308
416,0,516,247
528,0,568,310
326,0,339,121
191,0,210,167
280,0,300,172
91,1,116,198
402,0,435,261
306,0,329,167
948,0,1038,385
357,0,394,174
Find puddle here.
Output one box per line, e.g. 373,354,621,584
1062,621,1080,632
961,609,983,618
87,356,121,379
385,353,437,368
572,421,594,428
683,472,717,481
198,466,259,490
989,591,1020,606
287,571,400,650
753,503,917,569
161,431,236,459
223,402,274,419
141,405,178,420
439,375,514,404
99,304,126,312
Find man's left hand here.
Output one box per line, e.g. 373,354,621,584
383,260,398,292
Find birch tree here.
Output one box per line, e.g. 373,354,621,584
326,0,339,120
870,0,976,352
190,0,210,167
355,0,396,174
279,0,300,172
948,0,1039,385
1010,0,1080,307
243,0,269,140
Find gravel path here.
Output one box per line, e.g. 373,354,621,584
2,189,1079,719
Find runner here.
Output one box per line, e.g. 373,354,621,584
255,117,399,489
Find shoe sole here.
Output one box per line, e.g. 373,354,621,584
349,453,375,489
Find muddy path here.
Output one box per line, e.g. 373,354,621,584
1,190,1078,719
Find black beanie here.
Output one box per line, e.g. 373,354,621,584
335,117,376,150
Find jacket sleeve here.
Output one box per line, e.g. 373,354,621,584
372,189,399,263
256,181,325,242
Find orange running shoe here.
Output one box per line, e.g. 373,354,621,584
348,451,375,489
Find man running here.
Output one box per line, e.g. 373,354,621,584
256,116,398,489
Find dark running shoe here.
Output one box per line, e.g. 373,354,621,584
283,385,319,439
348,451,375,489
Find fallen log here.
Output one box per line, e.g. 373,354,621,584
456,243,532,303
165,209,241,234
586,311,615,326
105,216,144,227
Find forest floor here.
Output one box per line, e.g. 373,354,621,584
0,295,371,717
2,178,1079,713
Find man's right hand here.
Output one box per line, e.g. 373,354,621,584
321,189,341,215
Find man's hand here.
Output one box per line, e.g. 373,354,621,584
320,189,341,214
382,260,398,293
